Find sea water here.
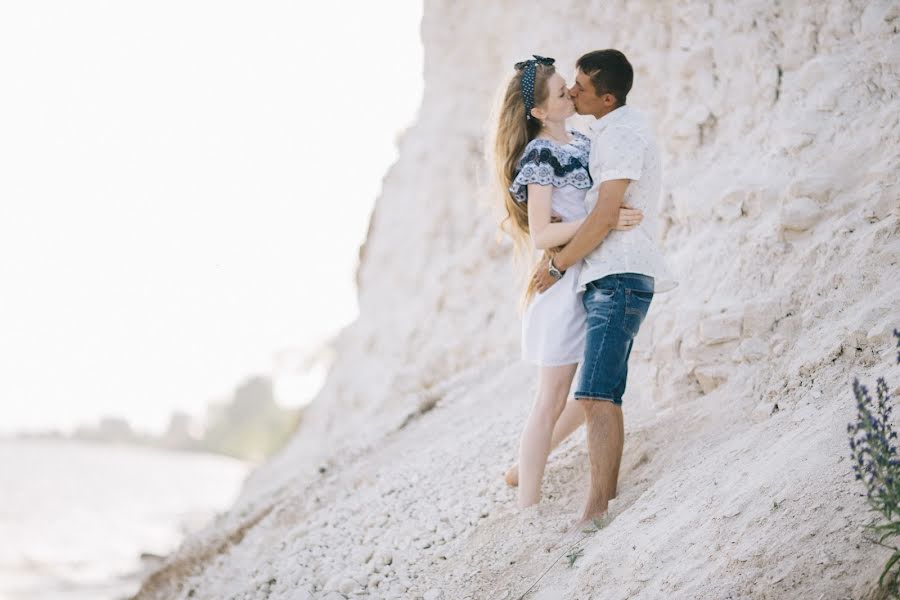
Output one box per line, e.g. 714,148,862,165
0,438,249,600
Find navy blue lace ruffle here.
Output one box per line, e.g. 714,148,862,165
509,131,592,203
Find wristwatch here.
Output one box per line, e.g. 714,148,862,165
548,257,565,280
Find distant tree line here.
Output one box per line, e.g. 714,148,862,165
19,374,301,462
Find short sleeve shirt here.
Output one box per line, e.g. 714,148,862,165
593,125,644,183
578,106,678,293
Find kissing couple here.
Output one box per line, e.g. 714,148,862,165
490,49,677,529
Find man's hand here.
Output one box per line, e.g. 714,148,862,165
532,256,560,293
614,206,643,231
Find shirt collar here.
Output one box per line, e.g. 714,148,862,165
589,104,633,133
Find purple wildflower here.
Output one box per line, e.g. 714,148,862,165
848,332,900,592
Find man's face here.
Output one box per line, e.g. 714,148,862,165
569,68,615,118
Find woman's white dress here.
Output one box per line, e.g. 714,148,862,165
508,130,592,367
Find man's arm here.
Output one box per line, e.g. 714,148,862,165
554,179,630,270
531,178,631,293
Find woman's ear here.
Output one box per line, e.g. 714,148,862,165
530,106,546,121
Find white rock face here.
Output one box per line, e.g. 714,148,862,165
134,2,900,599
699,312,743,345
780,196,822,232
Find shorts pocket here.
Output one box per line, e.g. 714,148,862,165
583,281,617,310
623,288,653,336
586,279,618,296
624,288,653,315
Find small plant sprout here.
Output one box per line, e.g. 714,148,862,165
566,547,584,567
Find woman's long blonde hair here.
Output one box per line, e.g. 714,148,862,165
487,62,556,308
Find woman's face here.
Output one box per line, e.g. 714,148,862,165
534,72,576,122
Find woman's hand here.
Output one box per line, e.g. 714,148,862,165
613,206,644,231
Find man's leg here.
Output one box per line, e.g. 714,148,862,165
606,359,629,499
610,404,624,498
570,273,651,527
579,399,624,522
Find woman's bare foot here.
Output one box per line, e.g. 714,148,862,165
504,464,519,487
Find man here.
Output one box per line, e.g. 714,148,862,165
532,49,677,528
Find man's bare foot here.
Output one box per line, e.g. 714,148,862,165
545,513,607,553
567,512,609,540
504,464,519,487
574,513,606,534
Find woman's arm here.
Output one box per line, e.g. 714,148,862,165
526,184,584,250
526,184,644,251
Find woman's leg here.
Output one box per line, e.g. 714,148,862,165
505,397,584,486
550,399,586,450
517,363,578,508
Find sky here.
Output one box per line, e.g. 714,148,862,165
0,1,424,435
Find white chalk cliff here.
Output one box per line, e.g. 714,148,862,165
136,1,900,598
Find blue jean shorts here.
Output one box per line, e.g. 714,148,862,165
574,272,654,405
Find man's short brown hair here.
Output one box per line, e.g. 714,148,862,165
576,49,633,106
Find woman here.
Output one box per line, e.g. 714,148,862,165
490,55,643,508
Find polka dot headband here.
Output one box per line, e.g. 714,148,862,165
514,55,555,120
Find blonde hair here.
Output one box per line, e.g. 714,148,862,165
487,62,555,308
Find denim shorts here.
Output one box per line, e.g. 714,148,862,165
574,272,655,405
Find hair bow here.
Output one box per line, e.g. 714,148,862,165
514,55,555,71
515,55,556,120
